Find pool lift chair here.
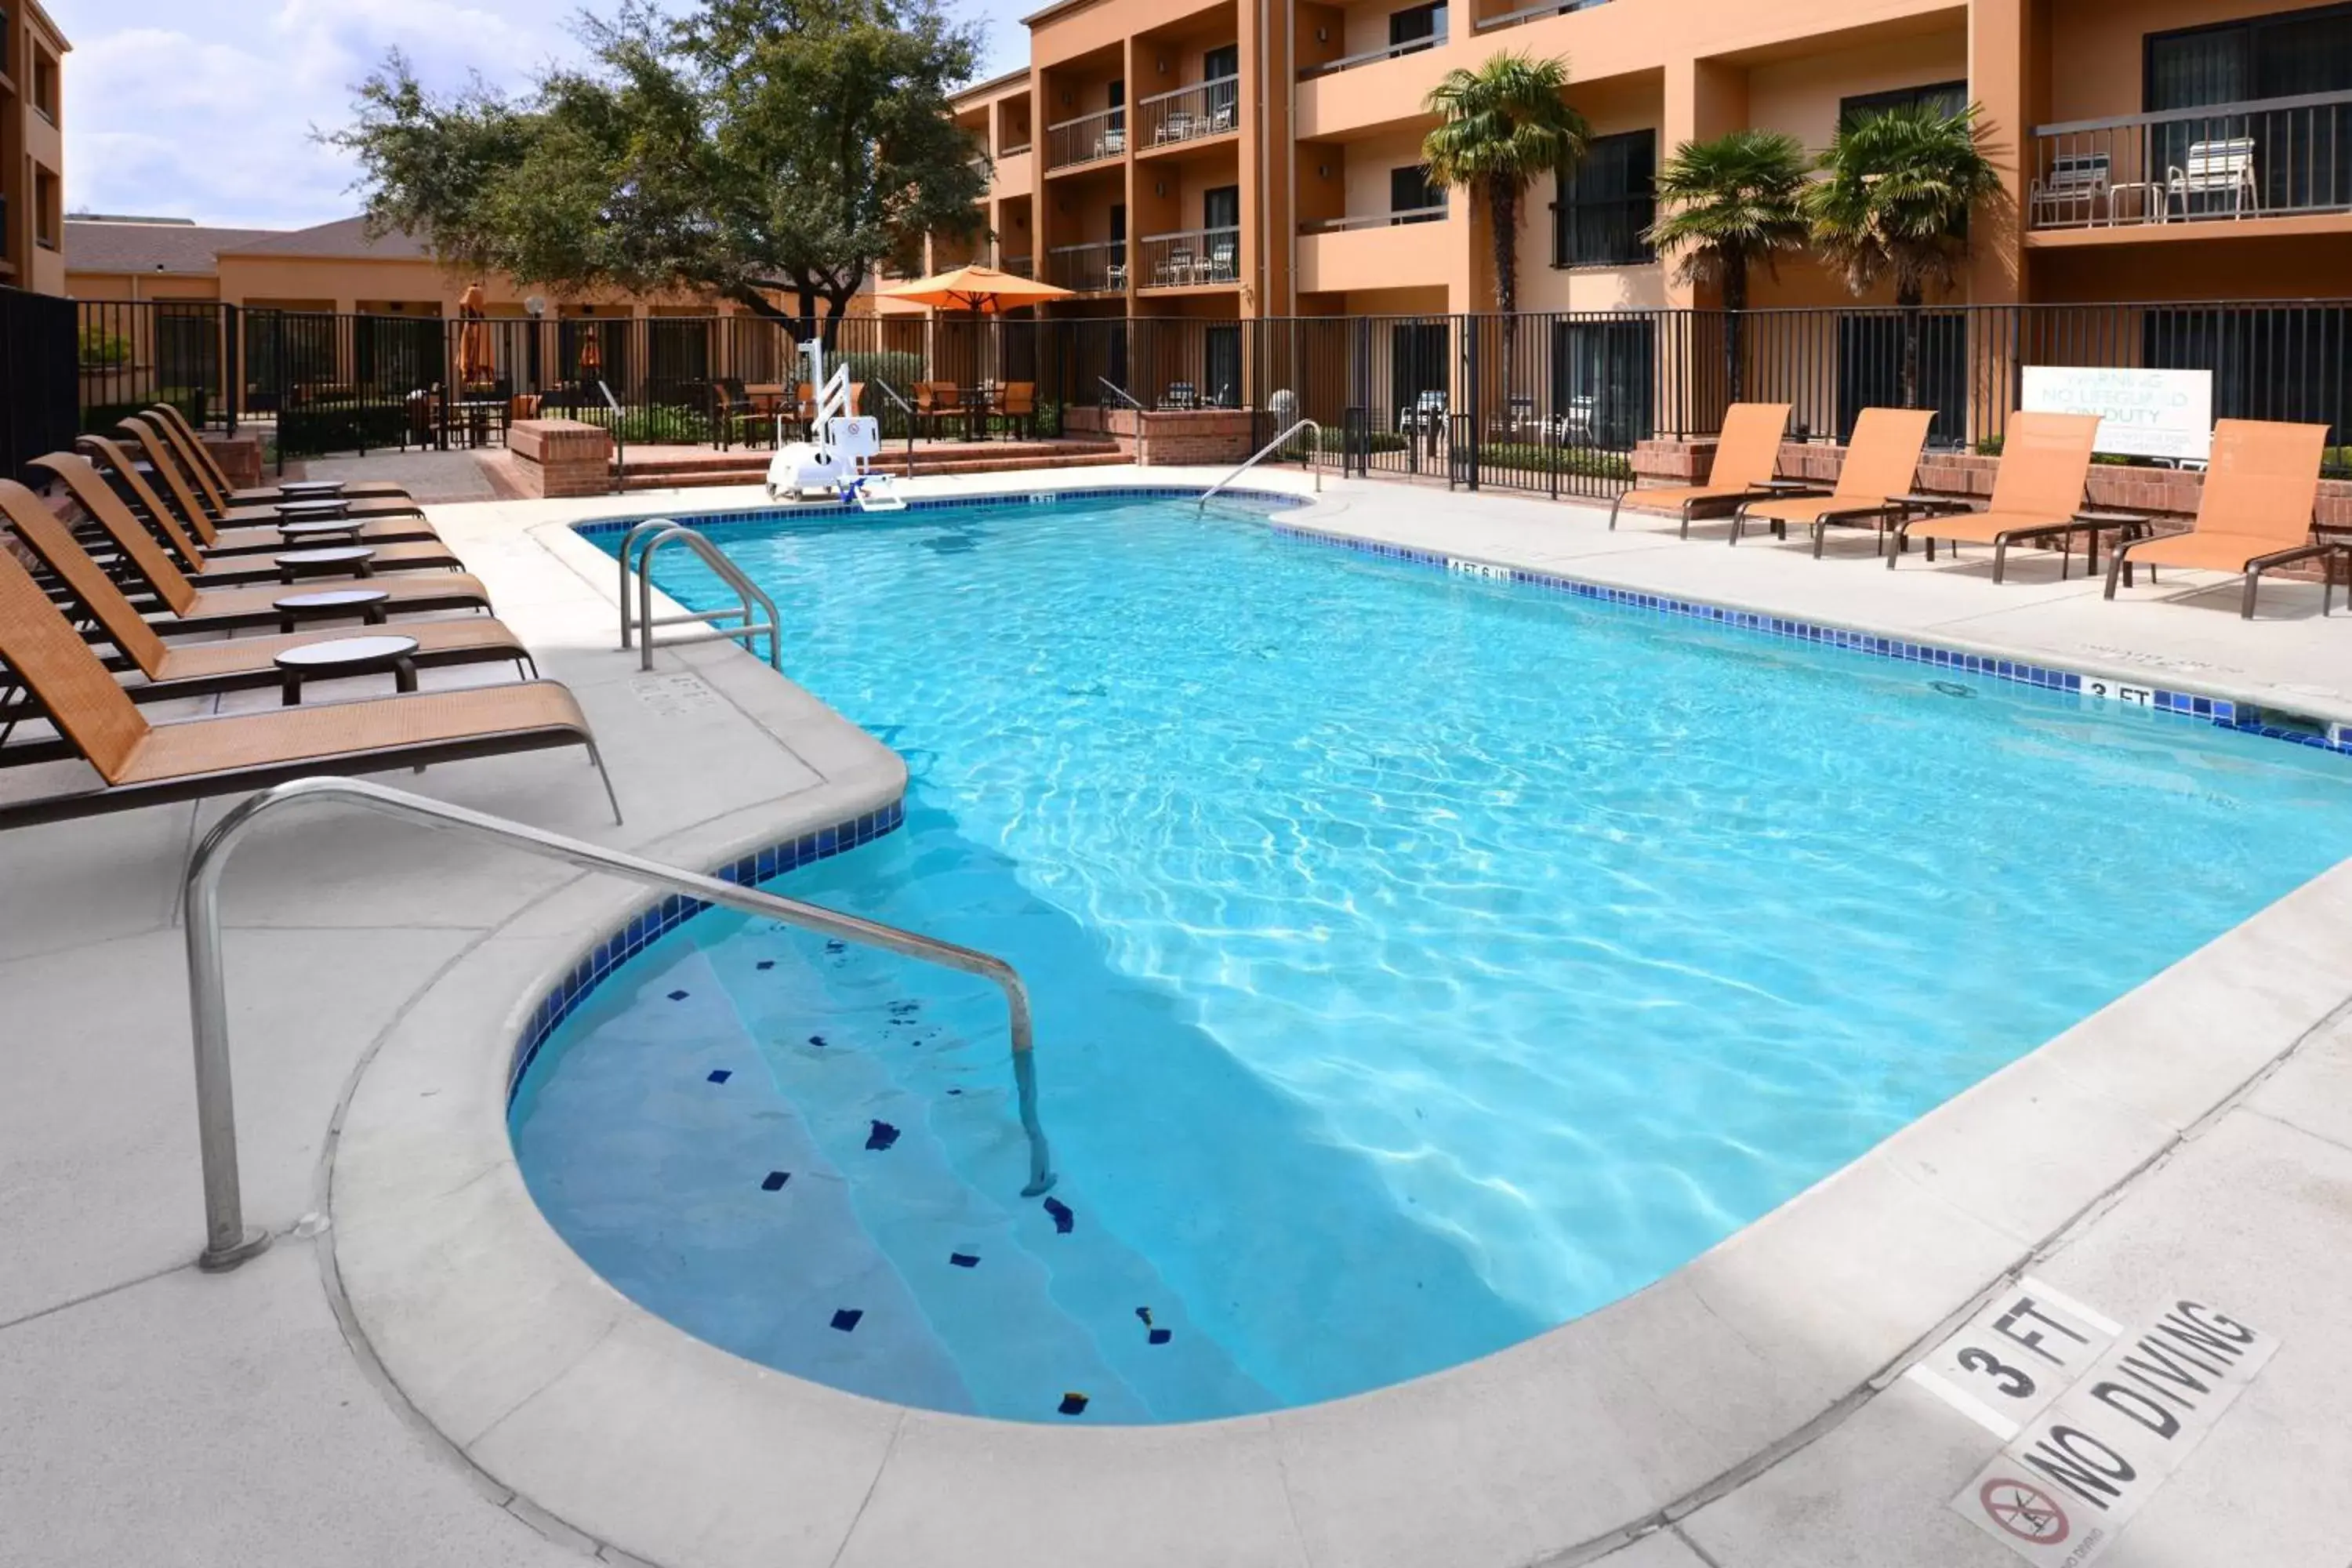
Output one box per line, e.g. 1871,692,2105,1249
765,339,906,512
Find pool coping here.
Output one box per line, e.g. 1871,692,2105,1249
329,472,2352,1568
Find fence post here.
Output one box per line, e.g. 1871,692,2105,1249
1464,314,1479,493
223,304,241,435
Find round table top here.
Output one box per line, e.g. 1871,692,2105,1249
278,545,376,566
275,586,390,610
277,499,353,516
273,634,420,672
277,481,345,495
279,517,366,537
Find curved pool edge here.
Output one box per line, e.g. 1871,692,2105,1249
325,475,2352,1566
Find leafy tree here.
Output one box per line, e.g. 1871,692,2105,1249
1643,129,1811,400
1421,53,1590,321
328,0,989,343
1806,101,2004,408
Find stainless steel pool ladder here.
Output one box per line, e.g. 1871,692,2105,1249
1198,419,1321,514
618,519,782,673
183,777,1057,1274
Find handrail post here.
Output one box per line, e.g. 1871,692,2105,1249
180,776,1056,1272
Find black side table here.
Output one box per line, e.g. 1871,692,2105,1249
274,586,391,635
276,546,377,585
273,634,421,706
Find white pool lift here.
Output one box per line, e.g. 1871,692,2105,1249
764,339,906,511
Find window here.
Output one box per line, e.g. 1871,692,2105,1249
1552,130,1654,267
1108,78,1125,136
1204,325,1242,406
1389,323,1450,420
1203,185,1240,233
1389,165,1444,222
33,47,57,122
1203,45,1239,125
1550,320,1654,448
2147,4,2352,211
1838,79,1966,132
1388,3,1447,52
33,169,58,250
1837,315,1965,446
2145,305,2351,439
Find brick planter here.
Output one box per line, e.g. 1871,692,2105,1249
1062,406,1255,467
509,419,614,499
202,434,264,490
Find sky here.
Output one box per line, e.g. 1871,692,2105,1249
47,0,1029,231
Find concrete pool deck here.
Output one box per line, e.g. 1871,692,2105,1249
5,462,2352,1567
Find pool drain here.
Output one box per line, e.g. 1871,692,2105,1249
1931,680,1976,699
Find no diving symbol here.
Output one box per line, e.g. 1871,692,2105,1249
1980,1478,2070,1544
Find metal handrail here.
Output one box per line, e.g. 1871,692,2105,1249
870,379,919,470
596,379,624,494
619,520,782,673
184,776,1057,1272
1099,377,1143,411
1298,34,1443,79
1198,419,1322,514
2034,86,2352,138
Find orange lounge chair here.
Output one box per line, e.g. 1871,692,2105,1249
143,402,416,510
0,542,615,830
1730,408,1937,556
76,438,459,584
2104,419,2336,619
114,418,431,543
27,455,492,633
0,481,534,708
1609,402,1797,538
1891,412,2102,581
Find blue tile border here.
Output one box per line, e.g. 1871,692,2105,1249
1269,522,2352,762
572,484,1301,539
506,797,906,1108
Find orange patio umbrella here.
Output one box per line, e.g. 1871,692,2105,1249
456,281,494,386
880,263,1073,314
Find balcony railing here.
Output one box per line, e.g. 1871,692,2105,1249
1475,0,1608,33
1001,254,1034,278
1299,34,1444,81
1045,107,1127,171
2030,90,2352,230
1047,240,1125,293
1300,205,1448,233
1138,74,1242,147
1138,227,1240,288
1002,139,1033,156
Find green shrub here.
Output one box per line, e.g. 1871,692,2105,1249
572,402,712,445
80,387,209,435
840,350,924,401
1279,429,1408,459
1467,443,1635,480
279,405,412,457
78,328,131,369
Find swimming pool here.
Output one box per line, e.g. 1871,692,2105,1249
516,490,2352,1424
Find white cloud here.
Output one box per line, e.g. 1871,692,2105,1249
46,0,1033,229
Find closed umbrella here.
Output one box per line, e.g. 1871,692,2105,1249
456,282,494,387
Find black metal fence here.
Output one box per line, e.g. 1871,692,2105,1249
64,298,2352,489
3,286,77,485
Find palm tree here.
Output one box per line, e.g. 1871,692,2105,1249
1806,100,2004,411
1643,129,1811,402
1423,52,1589,410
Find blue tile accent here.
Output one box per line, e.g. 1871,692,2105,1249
830,1308,863,1332
572,485,1300,541
507,799,910,1108
1267,522,2352,768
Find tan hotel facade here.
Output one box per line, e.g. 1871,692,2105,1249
884,0,2352,324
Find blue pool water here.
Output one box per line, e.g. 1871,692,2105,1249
517,492,2352,1423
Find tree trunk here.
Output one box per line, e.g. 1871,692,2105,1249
1489,178,1518,437
1723,256,1748,406
1897,282,1923,412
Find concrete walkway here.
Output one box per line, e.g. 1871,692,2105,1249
3,465,2349,1567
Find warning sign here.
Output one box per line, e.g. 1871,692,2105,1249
1908,1276,2121,1439
1952,1298,2278,1566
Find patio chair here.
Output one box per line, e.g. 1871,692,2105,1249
74,437,463,585
2029,152,2111,227
1001,382,1037,440
2104,419,2334,619
914,383,966,440
0,481,534,708
143,403,413,508
1398,390,1448,437
1162,382,1200,412
117,419,441,552
1891,411,2102,580
1160,249,1194,288
121,417,426,530
2168,137,2259,220
27,455,494,634
1157,110,1195,145
1206,244,1236,282
1608,401,1794,537
1730,408,1936,556
711,378,765,448
0,542,614,831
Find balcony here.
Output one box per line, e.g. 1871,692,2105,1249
1299,34,1443,82
1472,0,1607,34
1002,254,1035,278
1138,227,1240,289
1296,209,1454,294
1046,108,1127,172
2028,90,2352,233
1047,240,1126,293
1137,75,1242,151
